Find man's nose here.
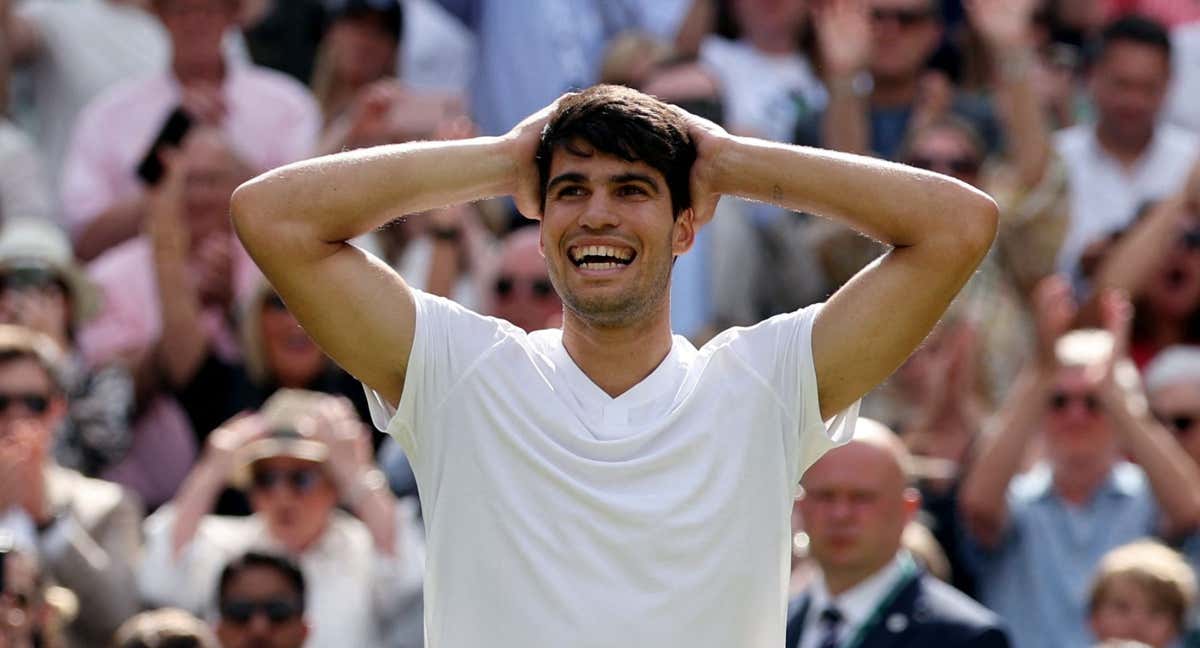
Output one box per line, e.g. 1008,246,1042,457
578,193,619,230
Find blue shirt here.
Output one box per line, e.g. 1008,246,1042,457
965,462,1161,648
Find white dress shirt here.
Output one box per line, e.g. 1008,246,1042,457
799,553,912,648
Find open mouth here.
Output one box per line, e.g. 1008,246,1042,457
1165,265,1190,290
568,244,636,271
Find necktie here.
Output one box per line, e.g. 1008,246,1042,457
817,606,844,648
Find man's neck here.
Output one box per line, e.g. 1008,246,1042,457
560,303,674,398
173,56,225,86
1053,459,1114,505
1095,123,1154,169
822,553,900,598
870,74,919,109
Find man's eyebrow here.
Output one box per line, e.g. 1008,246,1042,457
547,172,588,193
609,173,660,191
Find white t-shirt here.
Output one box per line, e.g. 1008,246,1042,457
1166,23,1200,135
1054,123,1200,276
367,290,857,648
699,36,826,143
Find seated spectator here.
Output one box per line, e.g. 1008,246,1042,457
959,276,1200,648
140,390,424,648
786,418,1010,648
113,608,219,648
0,0,167,210
0,325,141,647
1084,161,1200,367
1088,540,1196,648
0,219,135,478
81,127,259,507
484,225,562,333
214,552,308,648
60,0,319,261
698,0,823,143
795,0,999,160
1052,15,1200,278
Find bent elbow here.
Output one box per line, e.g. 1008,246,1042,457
229,176,272,246
959,189,999,259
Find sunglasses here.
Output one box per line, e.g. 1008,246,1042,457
0,392,50,416
1154,412,1198,437
494,276,554,300
1179,228,1200,251
250,468,321,494
907,156,981,176
220,598,302,625
0,267,66,294
1048,390,1101,414
871,7,934,27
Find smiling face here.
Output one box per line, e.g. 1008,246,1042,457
540,141,695,329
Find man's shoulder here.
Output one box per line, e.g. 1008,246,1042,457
87,236,152,282
47,465,141,522
903,575,1010,646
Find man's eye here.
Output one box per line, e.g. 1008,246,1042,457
556,186,585,198
617,185,647,197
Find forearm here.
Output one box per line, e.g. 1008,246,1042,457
1103,386,1200,534
168,459,228,556
992,43,1050,189
1092,196,1187,297
75,196,147,262
153,242,210,389
346,469,398,555
232,137,518,260
959,366,1049,544
821,79,870,156
713,136,997,248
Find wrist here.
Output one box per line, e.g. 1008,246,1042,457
345,467,388,508
994,45,1035,81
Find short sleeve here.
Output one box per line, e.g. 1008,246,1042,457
718,305,859,478
364,290,517,454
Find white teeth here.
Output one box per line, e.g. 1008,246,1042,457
580,261,620,270
570,245,633,262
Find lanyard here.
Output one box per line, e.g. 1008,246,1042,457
835,553,919,648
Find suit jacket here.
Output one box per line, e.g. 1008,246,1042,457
785,571,1010,648
41,465,143,647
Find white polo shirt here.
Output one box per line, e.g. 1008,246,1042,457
1166,23,1200,135
1054,123,1200,276
367,290,857,648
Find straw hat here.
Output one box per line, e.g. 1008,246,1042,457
0,218,101,324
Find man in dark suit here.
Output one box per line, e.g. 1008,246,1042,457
785,418,1009,648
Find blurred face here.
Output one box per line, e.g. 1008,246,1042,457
1142,219,1200,321
216,565,308,648
0,357,64,459
1151,381,1200,468
903,127,982,186
1090,577,1179,648
328,14,397,88
247,457,338,552
798,441,918,587
1043,366,1118,471
156,0,238,66
0,267,70,343
487,229,562,332
259,294,325,388
732,0,807,48
541,143,694,328
869,0,941,82
1090,41,1171,149
182,132,242,246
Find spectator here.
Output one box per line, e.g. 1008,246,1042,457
1053,14,1200,277
484,225,562,333
80,128,257,508
796,0,999,160
1144,346,1200,469
786,418,1010,648
959,277,1200,648
0,0,167,206
60,0,319,261
0,219,135,478
432,0,693,135
140,390,424,648
214,552,308,648
0,325,142,647
113,608,219,648
1088,540,1196,648
698,0,824,143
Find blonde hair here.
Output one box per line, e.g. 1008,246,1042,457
1088,540,1197,629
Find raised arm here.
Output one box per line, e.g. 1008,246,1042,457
687,118,998,418
230,104,551,405
814,0,873,155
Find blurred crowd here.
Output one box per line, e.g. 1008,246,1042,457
0,0,1197,646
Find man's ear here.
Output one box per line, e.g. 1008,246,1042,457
672,208,696,256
